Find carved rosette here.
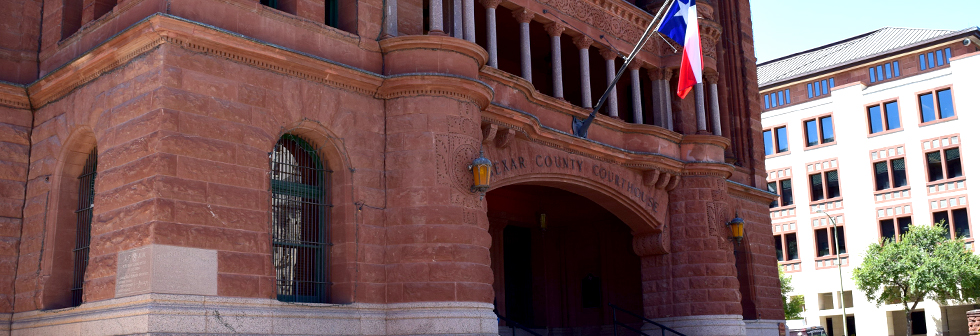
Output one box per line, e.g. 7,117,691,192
699,20,722,60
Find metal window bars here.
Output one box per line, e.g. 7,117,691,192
270,135,332,303
71,150,97,307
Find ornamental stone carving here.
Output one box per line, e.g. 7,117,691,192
479,0,501,9
544,22,565,37
513,8,535,23
573,35,594,50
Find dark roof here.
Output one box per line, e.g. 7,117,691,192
757,27,977,87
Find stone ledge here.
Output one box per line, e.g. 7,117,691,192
642,314,747,336
10,294,496,335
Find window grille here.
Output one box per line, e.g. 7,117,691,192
271,135,331,303
71,150,97,307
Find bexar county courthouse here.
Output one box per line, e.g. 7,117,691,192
0,0,784,335
760,27,980,336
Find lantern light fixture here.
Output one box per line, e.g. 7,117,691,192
469,147,492,198
727,213,745,245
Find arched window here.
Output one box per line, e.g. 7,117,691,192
271,135,331,303
71,149,97,307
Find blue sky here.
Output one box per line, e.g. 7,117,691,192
749,0,980,63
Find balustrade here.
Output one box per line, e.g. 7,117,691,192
382,0,729,138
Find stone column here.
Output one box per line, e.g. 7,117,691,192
647,68,663,128
705,71,722,136
628,62,643,124
429,0,444,34
663,69,674,131
383,0,398,38
600,48,619,118
574,35,594,108
462,0,476,42
480,0,501,68
514,9,534,82
453,0,463,37
694,83,708,133
545,23,565,99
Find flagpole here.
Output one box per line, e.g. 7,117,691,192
572,0,676,138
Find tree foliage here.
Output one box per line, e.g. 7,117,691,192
853,223,980,336
779,268,805,320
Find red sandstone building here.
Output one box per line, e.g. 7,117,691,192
0,0,781,335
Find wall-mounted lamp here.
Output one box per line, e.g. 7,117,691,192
469,148,492,198
727,213,745,245
538,213,547,231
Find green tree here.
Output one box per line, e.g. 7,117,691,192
779,268,805,319
853,223,980,336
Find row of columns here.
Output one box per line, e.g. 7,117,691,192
382,0,723,136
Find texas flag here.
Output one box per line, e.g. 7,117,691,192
656,0,702,99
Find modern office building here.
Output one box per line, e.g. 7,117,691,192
0,0,783,335
759,27,980,336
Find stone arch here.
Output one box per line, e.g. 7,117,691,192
40,126,97,309
268,120,358,303
490,173,662,235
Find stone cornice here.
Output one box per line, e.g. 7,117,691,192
26,14,384,109
379,35,489,71
376,74,494,109
0,82,30,110
727,180,778,203
680,134,731,151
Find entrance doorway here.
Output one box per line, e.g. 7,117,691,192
487,185,644,334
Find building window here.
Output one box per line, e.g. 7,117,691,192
867,101,901,134
326,0,339,27
918,88,955,123
809,170,840,201
768,179,794,208
919,48,952,70
804,115,834,147
271,135,331,303
763,126,789,156
71,150,98,307
815,226,846,257
260,0,278,8
764,89,792,109
869,61,901,84
775,233,800,262
880,216,912,242
872,158,907,191
925,147,962,182
807,78,835,98
933,208,971,239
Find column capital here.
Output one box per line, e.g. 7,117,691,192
599,48,619,61
645,67,663,80
627,61,642,71
573,35,594,50
703,70,719,84
513,8,535,23
544,22,565,37
662,68,674,81
479,0,502,9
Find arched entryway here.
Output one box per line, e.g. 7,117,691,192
487,184,644,334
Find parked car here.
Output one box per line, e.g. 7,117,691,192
789,326,828,336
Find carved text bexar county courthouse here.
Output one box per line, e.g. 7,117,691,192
0,0,782,335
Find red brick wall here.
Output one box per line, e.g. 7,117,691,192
0,102,31,313
0,0,42,83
